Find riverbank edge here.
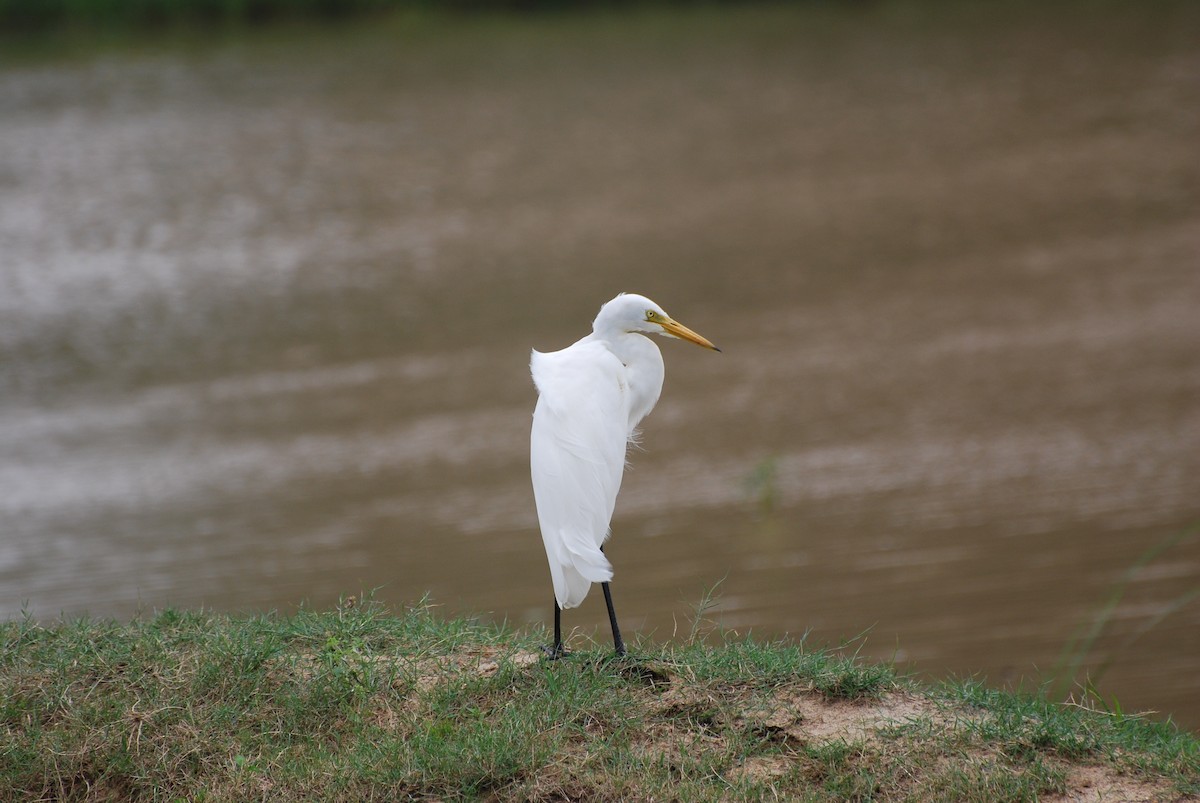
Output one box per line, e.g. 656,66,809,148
2,599,1197,800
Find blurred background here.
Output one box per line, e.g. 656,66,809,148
1,1,1197,728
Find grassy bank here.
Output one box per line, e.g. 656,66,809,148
2,600,1197,801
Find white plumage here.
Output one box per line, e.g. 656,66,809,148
530,293,720,641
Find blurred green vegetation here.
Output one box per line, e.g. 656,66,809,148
1,0,787,33
2,0,379,31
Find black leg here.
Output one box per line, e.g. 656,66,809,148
602,581,627,657
543,599,566,660
554,600,563,654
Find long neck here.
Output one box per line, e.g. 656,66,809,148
593,329,664,432
590,307,628,342
598,329,653,366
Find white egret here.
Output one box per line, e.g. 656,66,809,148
530,293,720,657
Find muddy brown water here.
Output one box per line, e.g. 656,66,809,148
2,4,1198,727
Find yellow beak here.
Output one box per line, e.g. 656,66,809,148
660,317,721,352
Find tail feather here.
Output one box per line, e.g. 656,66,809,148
551,533,612,609
556,566,593,610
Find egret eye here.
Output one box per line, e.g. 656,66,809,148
646,310,658,321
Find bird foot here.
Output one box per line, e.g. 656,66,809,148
617,658,670,685
541,644,570,661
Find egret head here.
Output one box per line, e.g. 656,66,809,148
596,293,721,351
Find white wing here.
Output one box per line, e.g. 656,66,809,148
530,339,630,609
